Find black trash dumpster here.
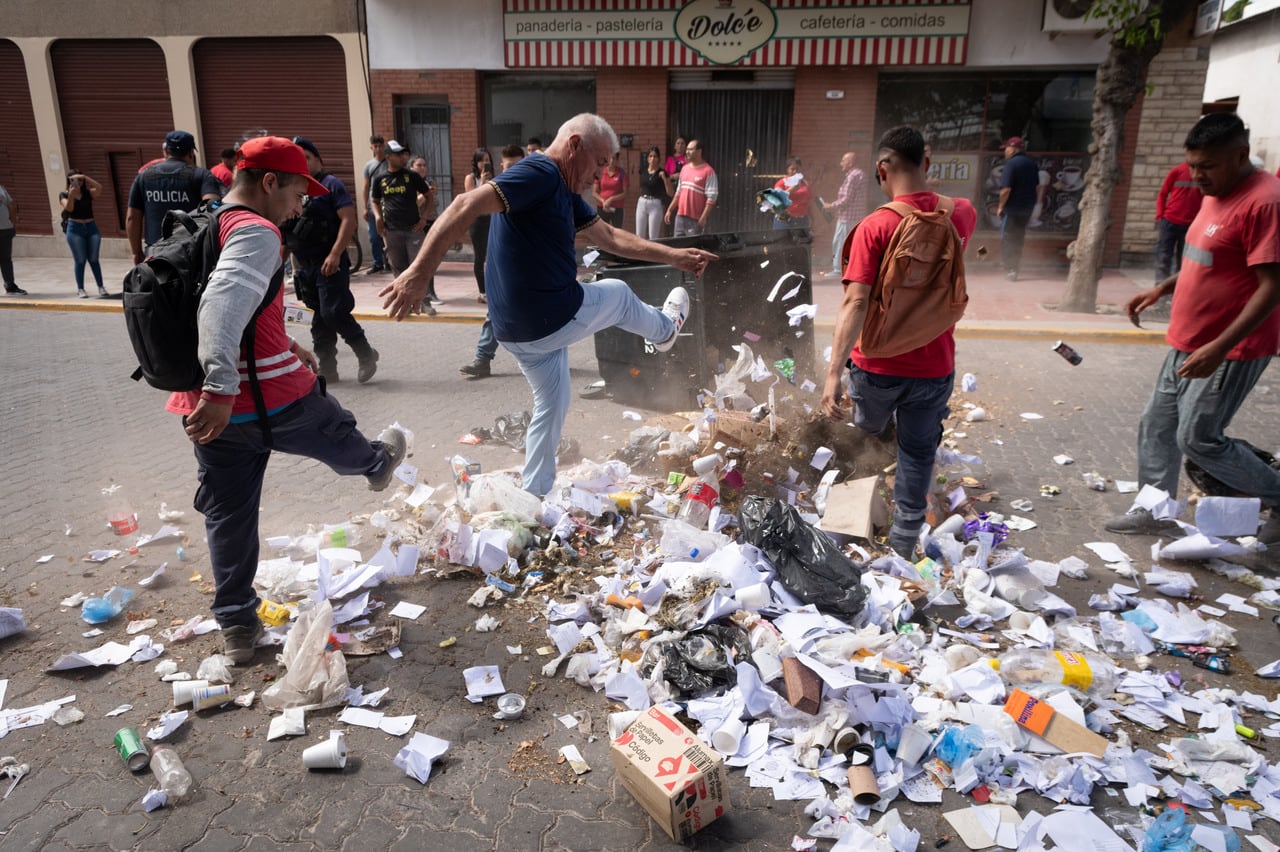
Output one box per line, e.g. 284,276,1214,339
591,228,815,410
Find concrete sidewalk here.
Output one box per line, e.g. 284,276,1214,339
1,249,1166,342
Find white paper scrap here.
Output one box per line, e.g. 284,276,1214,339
267,707,306,740
104,704,133,717
389,601,427,620
463,665,505,703
394,731,450,784
146,710,188,742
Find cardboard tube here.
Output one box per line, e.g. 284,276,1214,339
190,684,232,712
711,718,746,754
847,763,881,806
172,679,211,707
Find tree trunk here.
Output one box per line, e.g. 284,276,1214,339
1058,1,1197,313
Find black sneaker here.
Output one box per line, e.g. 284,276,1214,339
367,426,408,491
4,287,27,296
222,621,263,665
365,264,385,275
356,348,379,384
459,359,491,379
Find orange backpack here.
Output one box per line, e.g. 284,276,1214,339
842,196,968,358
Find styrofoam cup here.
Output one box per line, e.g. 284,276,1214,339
303,732,347,770
896,722,933,766
172,679,211,707
1008,610,1034,632
692,453,724,476
734,582,771,609
711,717,747,754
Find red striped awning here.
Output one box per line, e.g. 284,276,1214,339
503,0,970,68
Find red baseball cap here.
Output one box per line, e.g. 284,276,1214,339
1003,136,1025,149
236,136,328,196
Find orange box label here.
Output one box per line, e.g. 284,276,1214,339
1003,688,1054,736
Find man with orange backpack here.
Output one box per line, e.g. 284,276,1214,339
821,125,977,559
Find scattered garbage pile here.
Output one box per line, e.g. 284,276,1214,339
5,357,1280,851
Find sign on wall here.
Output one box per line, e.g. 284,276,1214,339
503,0,971,68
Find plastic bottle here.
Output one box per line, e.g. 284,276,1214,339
81,586,135,624
677,454,722,529
103,483,138,536
993,648,1117,698
150,746,193,801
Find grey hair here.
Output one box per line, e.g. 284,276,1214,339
555,113,619,154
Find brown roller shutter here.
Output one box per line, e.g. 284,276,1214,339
194,38,355,197
0,40,51,235
51,39,174,237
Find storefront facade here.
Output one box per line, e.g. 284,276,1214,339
367,0,1177,266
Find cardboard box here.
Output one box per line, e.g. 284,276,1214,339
1002,688,1108,758
817,475,889,541
609,706,730,841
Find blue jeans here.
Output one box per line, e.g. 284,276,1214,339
1154,218,1190,281
188,384,390,627
1137,349,1280,507
476,318,498,362
65,219,104,290
831,220,852,275
673,215,703,238
365,211,385,267
501,279,674,496
847,365,954,537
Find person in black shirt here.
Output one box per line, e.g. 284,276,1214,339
636,146,673,239
126,130,223,263
996,136,1040,281
59,172,108,298
371,140,434,315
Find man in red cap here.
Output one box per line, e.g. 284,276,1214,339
170,136,407,664
996,136,1038,281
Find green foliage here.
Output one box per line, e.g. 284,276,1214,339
1084,0,1164,48
1222,0,1251,23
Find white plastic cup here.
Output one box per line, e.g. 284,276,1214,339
833,727,861,754
190,684,232,712
734,582,771,609
302,732,347,770
711,717,747,754
692,453,724,476
934,514,966,539
172,679,211,707
896,723,933,766
494,693,526,720
1008,611,1034,632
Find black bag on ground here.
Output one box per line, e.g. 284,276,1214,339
739,496,867,621
122,202,282,442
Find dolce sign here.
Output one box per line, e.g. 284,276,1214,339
675,0,777,65
503,0,971,68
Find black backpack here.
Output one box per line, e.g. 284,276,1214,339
280,172,338,260
122,202,283,444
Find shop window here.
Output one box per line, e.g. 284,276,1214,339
483,73,596,154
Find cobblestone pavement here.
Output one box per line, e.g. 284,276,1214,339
1,308,1277,850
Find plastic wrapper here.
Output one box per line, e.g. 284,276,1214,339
196,654,236,685
467,474,542,523
642,624,751,699
739,497,867,621
262,600,349,711
617,425,671,467
1141,808,1195,851
933,724,984,769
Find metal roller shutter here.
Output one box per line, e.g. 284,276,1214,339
0,40,52,235
194,38,355,198
51,39,174,236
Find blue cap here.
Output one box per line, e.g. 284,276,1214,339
164,130,196,154
291,136,321,159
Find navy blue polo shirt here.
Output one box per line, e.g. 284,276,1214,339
128,158,222,245
292,172,353,262
487,155,598,343
999,152,1040,212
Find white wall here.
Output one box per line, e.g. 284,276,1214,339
367,0,1108,71
369,0,506,70
1204,11,1280,170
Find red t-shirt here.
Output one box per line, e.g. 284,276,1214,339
1156,162,1203,226
595,167,627,207
845,191,978,378
210,163,234,188
1166,169,1280,361
775,177,811,218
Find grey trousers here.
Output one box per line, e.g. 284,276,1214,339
1137,348,1280,507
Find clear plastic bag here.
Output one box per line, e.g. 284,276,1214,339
196,654,236,685
262,600,349,711
467,474,542,523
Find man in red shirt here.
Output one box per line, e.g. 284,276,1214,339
822,126,977,558
1109,114,1280,545
1154,161,1203,281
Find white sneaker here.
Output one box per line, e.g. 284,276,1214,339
648,286,690,353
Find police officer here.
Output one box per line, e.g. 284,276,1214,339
126,130,223,263
285,137,379,384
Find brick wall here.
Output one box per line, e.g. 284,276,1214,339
1120,45,1211,261
791,67,879,265
595,67,670,232
368,68,481,212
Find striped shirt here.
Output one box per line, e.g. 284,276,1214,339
833,167,868,225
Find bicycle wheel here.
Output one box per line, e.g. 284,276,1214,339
345,239,363,274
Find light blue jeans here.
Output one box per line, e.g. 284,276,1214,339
1138,349,1279,506
502,279,674,496
831,219,852,276
66,219,105,290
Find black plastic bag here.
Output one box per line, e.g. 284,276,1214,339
739,496,867,621
644,624,751,699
